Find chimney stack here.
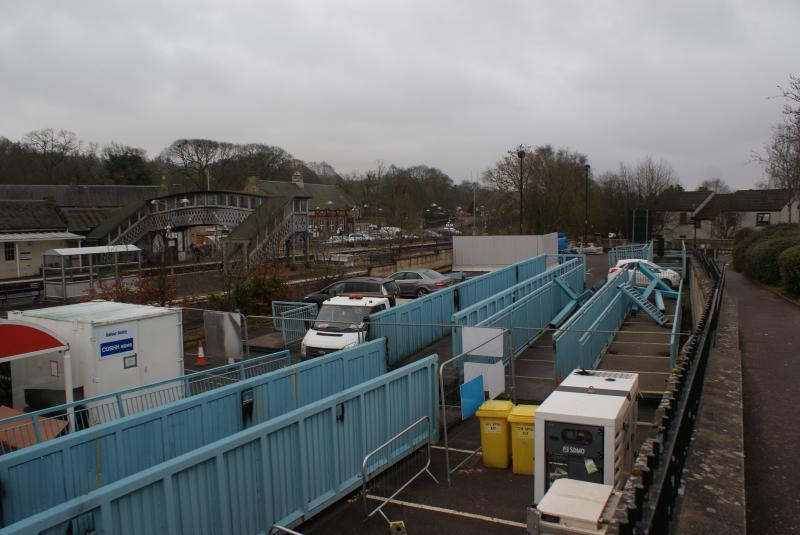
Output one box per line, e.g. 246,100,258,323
291,171,304,188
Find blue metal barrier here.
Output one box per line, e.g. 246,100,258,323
608,243,653,268
369,254,551,366
2,355,439,535
553,271,632,380
272,301,318,347
451,258,585,358
0,350,290,454
670,279,684,368
0,340,388,527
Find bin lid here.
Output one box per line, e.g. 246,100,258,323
507,404,538,423
475,400,515,418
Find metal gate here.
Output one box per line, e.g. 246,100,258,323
271,301,318,347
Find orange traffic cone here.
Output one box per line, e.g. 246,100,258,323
194,341,208,366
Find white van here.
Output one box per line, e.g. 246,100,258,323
300,295,390,359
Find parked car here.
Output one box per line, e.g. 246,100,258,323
389,268,455,298
574,242,603,255
303,276,401,307
608,259,680,288
322,235,345,246
347,233,371,245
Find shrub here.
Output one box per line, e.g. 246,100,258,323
747,235,800,284
733,227,755,244
779,245,800,296
732,223,800,273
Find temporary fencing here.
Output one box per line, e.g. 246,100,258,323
0,350,289,455
271,301,318,347
361,415,438,524
1,353,438,534
0,340,388,527
608,242,653,268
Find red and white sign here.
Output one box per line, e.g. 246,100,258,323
0,320,68,362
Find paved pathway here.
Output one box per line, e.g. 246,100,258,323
725,267,800,534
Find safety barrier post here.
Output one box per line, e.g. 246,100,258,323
361,416,438,524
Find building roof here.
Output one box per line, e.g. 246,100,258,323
59,208,115,233
654,190,713,212
0,184,163,208
20,300,176,325
0,200,67,231
0,232,84,242
258,180,354,211
696,189,793,219
43,245,141,256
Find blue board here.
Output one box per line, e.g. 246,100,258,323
460,375,484,420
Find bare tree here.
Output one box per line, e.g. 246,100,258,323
619,156,680,207
162,139,234,190
22,128,80,181
699,177,731,193
756,75,800,199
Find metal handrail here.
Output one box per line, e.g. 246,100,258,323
270,525,304,535
361,415,438,524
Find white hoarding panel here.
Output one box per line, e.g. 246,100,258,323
462,326,504,358
453,233,558,271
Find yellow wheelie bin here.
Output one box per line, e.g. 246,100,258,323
476,400,515,468
507,404,538,475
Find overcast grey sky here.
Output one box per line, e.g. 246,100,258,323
1,1,798,189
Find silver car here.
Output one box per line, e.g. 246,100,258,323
389,269,455,298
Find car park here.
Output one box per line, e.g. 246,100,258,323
608,259,681,288
389,268,455,297
303,276,400,307
347,233,371,245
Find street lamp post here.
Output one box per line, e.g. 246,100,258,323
517,149,526,234
584,164,591,244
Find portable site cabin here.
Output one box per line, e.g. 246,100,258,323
7,301,182,413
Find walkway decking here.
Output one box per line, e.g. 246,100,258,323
597,299,677,396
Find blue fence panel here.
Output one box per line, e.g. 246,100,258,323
0,340,388,527
0,351,291,454
669,279,684,368
3,356,439,535
272,301,318,347
451,258,585,358
553,271,632,380
369,254,552,366
608,243,653,268
368,286,455,367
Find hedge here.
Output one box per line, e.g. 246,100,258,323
779,245,800,296
747,236,800,284
733,223,800,274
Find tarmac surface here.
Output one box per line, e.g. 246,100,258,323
724,265,800,533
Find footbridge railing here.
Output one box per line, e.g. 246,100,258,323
553,270,632,381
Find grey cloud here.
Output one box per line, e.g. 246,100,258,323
1,0,798,189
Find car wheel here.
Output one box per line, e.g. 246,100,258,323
416,288,429,298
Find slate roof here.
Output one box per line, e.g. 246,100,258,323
60,208,116,233
696,189,793,219
0,184,162,208
654,190,713,212
258,180,354,211
0,201,67,231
